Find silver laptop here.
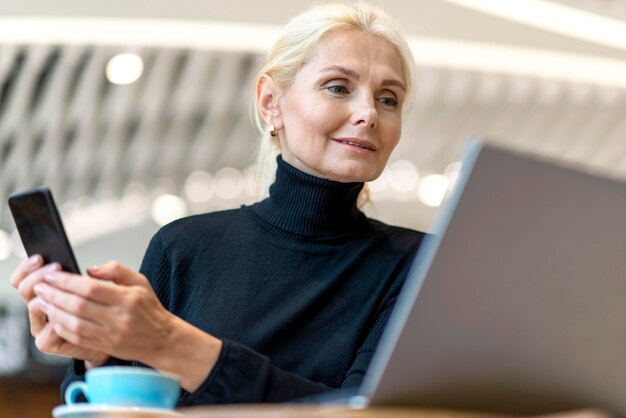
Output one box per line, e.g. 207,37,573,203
349,139,626,415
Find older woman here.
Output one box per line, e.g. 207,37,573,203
11,3,425,405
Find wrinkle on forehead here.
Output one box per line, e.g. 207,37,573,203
300,29,406,86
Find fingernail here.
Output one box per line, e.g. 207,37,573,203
44,272,59,283
34,283,45,294
38,297,50,310
87,265,100,272
44,263,61,273
29,255,42,266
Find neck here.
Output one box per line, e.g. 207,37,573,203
252,156,366,238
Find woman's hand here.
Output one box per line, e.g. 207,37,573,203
12,255,54,303
33,261,172,363
34,261,223,392
28,296,110,365
11,255,109,364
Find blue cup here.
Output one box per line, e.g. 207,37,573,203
64,366,181,409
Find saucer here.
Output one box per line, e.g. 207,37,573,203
52,404,181,418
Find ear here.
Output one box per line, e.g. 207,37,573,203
256,74,284,130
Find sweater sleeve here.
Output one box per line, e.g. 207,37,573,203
341,296,398,389
140,233,329,404
177,297,398,405
140,230,411,405
60,291,396,405
179,339,330,405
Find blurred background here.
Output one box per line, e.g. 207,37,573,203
1,0,626,414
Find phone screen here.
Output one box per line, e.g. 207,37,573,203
8,187,80,274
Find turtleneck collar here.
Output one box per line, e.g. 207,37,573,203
252,156,367,238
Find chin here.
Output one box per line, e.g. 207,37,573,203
326,167,379,183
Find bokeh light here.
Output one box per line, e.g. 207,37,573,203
184,171,215,203
417,174,450,207
151,194,188,226
214,167,244,200
105,53,144,85
388,160,419,193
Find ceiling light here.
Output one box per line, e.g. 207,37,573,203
407,36,626,89
2,17,626,88
106,53,144,85
0,18,279,52
443,0,626,51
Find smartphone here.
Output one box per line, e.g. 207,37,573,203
8,187,80,274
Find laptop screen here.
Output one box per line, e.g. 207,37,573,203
361,140,626,416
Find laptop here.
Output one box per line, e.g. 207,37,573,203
330,139,626,415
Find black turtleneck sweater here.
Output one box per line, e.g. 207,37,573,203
62,157,425,405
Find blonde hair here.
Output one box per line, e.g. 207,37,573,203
253,2,416,198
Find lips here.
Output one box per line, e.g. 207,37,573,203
333,138,377,151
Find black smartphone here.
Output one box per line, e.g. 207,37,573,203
8,187,80,274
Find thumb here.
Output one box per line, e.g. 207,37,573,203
87,261,147,287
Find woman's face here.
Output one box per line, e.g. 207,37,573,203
275,30,406,183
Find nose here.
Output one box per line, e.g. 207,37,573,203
351,97,378,129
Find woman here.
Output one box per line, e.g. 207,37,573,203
11,3,425,405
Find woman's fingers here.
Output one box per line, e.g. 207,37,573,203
87,261,149,288
37,296,103,342
33,322,60,353
10,255,43,288
27,297,109,363
34,272,147,354
40,271,121,306
11,254,59,304
27,296,48,336
33,261,171,364
34,320,110,364
38,293,125,360
34,281,111,324
33,320,71,355
17,262,61,302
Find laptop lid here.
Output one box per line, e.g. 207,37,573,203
359,140,626,416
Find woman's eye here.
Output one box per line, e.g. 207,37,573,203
326,84,350,95
379,96,398,108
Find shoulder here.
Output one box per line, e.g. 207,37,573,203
159,207,245,234
365,218,427,250
150,207,251,249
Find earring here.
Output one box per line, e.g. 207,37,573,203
269,125,278,137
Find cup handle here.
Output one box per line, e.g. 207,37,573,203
64,381,89,405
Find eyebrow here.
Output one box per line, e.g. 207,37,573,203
321,65,406,92
381,79,407,92
322,65,360,80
